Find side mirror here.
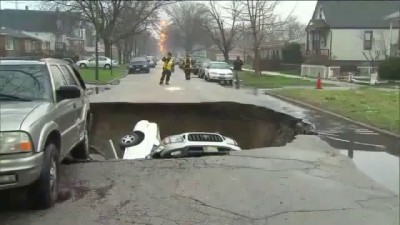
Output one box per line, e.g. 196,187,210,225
57,85,81,100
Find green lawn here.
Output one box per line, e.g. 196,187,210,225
240,71,327,89
79,67,125,83
273,88,400,133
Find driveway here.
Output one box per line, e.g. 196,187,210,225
0,65,398,225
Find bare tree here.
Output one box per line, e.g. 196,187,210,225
280,16,306,41
238,0,285,75
165,2,212,53
44,1,166,57
201,1,242,62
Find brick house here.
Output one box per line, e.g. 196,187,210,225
0,27,44,57
0,7,86,58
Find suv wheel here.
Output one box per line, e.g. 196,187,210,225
119,131,145,150
70,126,90,160
79,63,87,69
28,143,59,209
104,64,111,70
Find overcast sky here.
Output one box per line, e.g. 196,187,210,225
0,0,317,24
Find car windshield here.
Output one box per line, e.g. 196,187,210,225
131,57,146,63
0,64,52,101
209,63,230,69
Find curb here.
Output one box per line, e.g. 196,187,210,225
85,70,128,85
265,90,400,139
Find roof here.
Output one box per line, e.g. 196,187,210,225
0,9,82,33
317,1,400,28
384,11,400,21
0,27,41,40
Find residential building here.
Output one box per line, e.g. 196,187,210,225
0,27,44,57
303,1,399,78
0,7,86,57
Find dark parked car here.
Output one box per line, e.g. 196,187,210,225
128,57,150,74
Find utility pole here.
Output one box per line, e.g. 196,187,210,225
94,1,99,83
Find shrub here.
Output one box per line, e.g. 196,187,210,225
378,57,400,80
282,43,302,64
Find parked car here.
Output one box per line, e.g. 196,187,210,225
75,56,118,69
128,56,150,74
191,58,207,75
199,59,211,79
119,120,241,160
0,57,92,209
204,61,234,85
146,56,156,68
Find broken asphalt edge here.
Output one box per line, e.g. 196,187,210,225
265,90,400,139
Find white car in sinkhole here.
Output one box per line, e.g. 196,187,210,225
118,120,241,160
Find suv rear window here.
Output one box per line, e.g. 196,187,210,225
0,64,52,101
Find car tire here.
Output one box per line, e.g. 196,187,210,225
28,143,59,210
79,63,87,69
146,69,150,73
104,64,111,70
128,69,133,74
229,80,233,86
119,131,145,150
70,124,90,160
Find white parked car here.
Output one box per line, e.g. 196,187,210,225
75,56,118,69
204,61,234,85
119,120,241,160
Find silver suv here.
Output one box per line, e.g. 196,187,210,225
0,58,91,209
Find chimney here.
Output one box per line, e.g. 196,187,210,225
25,6,28,10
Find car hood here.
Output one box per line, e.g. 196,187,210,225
209,69,232,74
0,101,45,131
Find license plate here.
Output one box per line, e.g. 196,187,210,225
136,68,141,71
204,147,218,152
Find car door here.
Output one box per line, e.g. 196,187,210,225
59,64,86,146
98,57,107,67
88,57,95,68
50,65,78,158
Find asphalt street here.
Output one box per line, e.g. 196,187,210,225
0,64,398,225
92,65,399,192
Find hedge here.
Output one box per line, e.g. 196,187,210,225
378,57,400,80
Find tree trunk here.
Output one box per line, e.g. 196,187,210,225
223,50,230,63
253,48,261,76
104,39,111,58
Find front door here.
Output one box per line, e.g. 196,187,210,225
312,31,321,53
50,65,79,158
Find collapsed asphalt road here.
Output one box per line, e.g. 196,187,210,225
89,102,314,159
1,136,398,225
0,66,398,224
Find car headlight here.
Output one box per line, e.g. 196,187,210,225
162,135,184,145
0,132,33,154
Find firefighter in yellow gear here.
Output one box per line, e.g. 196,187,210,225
160,52,174,85
183,53,192,80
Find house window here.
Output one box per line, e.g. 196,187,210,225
5,37,14,50
319,8,323,19
363,31,373,50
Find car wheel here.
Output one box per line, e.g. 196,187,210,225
128,69,133,74
146,69,150,73
79,63,87,69
104,64,111,70
119,131,145,150
28,143,59,209
70,124,90,160
229,80,233,86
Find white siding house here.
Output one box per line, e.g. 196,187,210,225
302,1,400,78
